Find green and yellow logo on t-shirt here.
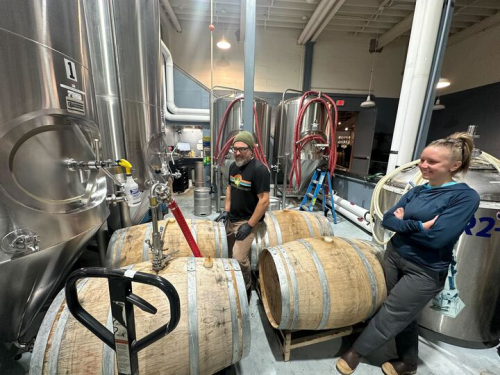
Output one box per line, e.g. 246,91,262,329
230,174,251,190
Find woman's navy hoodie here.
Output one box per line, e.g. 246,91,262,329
382,183,480,271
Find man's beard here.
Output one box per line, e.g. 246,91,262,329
235,154,253,167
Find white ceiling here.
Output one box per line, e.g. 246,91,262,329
164,0,500,46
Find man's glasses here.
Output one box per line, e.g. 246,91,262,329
231,146,250,153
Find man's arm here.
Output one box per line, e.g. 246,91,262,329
248,191,269,227
224,186,231,212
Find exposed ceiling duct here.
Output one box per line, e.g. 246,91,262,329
311,0,346,42
161,41,209,117
160,0,182,33
297,0,337,45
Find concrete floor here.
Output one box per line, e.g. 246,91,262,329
2,187,499,374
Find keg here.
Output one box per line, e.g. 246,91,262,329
195,161,205,187
194,187,212,216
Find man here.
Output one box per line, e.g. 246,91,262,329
215,131,270,299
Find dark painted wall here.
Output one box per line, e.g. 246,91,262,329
427,82,500,158
370,97,399,174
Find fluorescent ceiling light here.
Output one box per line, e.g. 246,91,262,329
437,78,450,89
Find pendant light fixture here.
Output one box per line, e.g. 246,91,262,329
217,24,231,50
433,97,445,110
361,51,376,108
436,78,450,89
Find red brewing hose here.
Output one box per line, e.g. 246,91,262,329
167,200,202,258
215,96,269,169
288,91,338,189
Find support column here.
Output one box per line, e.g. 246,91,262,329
302,41,315,91
387,0,445,172
243,0,256,132
413,0,455,159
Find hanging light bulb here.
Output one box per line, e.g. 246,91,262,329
433,97,445,110
217,24,231,49
436,78,450,89
361,51,376,108
217,36,231,49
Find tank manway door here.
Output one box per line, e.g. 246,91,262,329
0,116,105,213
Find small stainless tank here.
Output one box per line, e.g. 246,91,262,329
194,188,212,217
213,94,271,210
373,156,500,343
274,96,331,193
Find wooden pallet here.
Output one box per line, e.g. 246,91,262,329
252,271,363,362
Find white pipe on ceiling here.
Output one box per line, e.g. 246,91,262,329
387,0,445,172
161,41,210,119
160,0,182,33
297,0,336,45
311,0,346,42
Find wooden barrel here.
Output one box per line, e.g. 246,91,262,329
259,236,386,330
251,210,335,271
30,258,250,375
106,218,228,268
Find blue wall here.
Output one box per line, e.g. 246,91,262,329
173,67,210,110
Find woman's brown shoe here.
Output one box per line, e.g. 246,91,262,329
381,360,417,375
335,348,361,375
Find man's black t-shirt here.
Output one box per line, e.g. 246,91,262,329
228,158,270,222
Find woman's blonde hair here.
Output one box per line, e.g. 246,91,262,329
427,132,474,174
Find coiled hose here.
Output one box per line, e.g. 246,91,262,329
288,91,338,190
214,96,269,169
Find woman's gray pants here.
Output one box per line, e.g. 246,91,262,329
352,243,447,366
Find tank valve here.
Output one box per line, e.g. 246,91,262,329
1,229,40,255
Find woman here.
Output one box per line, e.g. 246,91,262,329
336,133,480,375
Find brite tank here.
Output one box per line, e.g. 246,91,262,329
0,0,109,344
374,159,500,343
274,96,330,193
214,94,271,189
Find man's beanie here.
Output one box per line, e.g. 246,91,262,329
233,131,255,148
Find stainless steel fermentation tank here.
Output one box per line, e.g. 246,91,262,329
85,0,163,224
213,94,271,211
0,0,109,343
374,153,500,343
274,95,330,197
